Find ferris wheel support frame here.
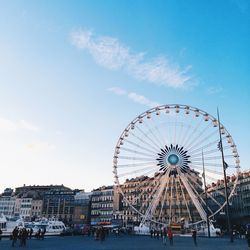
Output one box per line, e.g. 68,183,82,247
113,104,240,229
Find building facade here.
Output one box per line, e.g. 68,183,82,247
120,171,202,227
42,187,76,223
73,191,92,224
0,188,15,217
90,186,114,225
208,171,250,228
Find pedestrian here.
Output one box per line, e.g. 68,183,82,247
37,228,41,239
41,227,46,240
153,229,156,238
246,227,250,250
150,229,153,238
20,228,28,247
167,228,173,246
162,227,167,245
192,229,197,246
11,226,19,247
100,227,105,242
0,228,2,241
29,228,33,239
156,229,159,240
18,228,23,247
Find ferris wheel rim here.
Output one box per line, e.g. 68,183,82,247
113,104,240,226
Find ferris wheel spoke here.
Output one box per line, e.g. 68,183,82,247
186,175,214,215
206,192,223,208
177,169,207,222
141,170,171,225
124,139,157,154
118,155,155,161
117,165,158,178
182,118,203,149
186,129,218,153
176,122,184,148
190,135,229,155
190,164,223,176
191,146,231,158
178,111,195,147
174,178,181,221
135,125,162,151
174,112,177,145
158,175,171,220
139,182,161,222
129,130,159,152
133,173,162,206
184,121,213,150
177,176,192,222
196,188,223,212
117,161,157,168
191,154,235,162
145,118,166,148
169,175,174,224
120,146,156,158
190,160,235,169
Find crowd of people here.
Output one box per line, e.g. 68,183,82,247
150,227,197,246
10,226,46,247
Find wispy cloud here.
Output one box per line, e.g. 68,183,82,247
108,87,160,108
20,120,40,132
0,117,40,132
206,86,223,95
71,30,193,88
26,142,56,151
0,118,17,131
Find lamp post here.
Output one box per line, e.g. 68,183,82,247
217,108,233,243
202,150,211,238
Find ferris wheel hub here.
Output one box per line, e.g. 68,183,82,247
168,154,179,165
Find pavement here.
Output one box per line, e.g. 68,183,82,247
0,235,247,250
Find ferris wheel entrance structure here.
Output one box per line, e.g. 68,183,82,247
113,105,240,229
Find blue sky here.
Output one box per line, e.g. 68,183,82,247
0,0,249,192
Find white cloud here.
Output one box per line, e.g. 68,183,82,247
0,117,40,132
128,92,160,108
0,118,18,131
108,87,160,108
71,30,193,88
26,142,56,151
207,86,223,95
20,120,40,132
108,87,127,96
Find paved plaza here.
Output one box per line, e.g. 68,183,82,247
0,235,247,250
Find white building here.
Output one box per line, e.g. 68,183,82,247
0,188,15,217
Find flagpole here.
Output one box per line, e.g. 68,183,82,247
217,108,233,243
202,150,211,238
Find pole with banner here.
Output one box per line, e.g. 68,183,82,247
217,108,233,243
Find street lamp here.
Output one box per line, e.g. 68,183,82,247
217,108,233,243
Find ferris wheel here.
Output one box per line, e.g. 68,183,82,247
113,104,240,227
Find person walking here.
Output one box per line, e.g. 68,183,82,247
29,228,33,239
246,227,250,250
11,226,19,247
0,228,2,241
150,229,153,238
100,227,105,242
167,228,173,246
41,227,46,240
20,228,28,247
156,229,159,240
192,229,197,246
162,227,167,245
